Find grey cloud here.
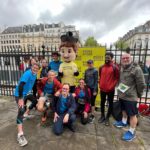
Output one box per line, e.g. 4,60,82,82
0,0,36,27
38,0,150,40
0,0,150,42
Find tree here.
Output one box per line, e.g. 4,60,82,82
84,36,99,47
115,39,128,49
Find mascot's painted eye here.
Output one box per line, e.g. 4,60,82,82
68,49,72,53
61,49,64,53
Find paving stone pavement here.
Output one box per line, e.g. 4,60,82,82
0,96,149,150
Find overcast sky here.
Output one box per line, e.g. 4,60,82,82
0,0,150,45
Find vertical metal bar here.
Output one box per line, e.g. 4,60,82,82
138,42,142,63
133,43,136,63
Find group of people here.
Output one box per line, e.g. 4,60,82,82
14,31,145,147
14,52,145,147
14,58,92,146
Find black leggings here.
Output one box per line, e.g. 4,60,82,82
24,94,37,110
15,94,37,124
77,104,89,125
89,88,97,106
100,90,115,119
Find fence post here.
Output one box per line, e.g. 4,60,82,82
42,45,45,58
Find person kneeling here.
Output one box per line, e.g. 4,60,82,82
53,83,76,135
75,79,91,125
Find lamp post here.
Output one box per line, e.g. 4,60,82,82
42,44,45,58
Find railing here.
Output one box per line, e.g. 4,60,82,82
0,46,150,104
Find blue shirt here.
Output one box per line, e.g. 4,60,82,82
59,96,68,114
14,69,37,97
43,82,54,95
48,60,62,74
78,90,85,98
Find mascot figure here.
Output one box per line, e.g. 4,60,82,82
59,31,79,93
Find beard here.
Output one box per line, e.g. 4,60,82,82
105,60,111,64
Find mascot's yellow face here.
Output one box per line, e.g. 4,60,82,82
60,46,76,62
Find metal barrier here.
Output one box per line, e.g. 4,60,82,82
0,46,150,104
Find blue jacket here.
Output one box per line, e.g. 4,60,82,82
52,94,76,115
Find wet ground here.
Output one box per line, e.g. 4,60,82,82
0,96,150,150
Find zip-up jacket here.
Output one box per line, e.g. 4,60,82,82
118,63,145,101
75,86,91,113
99,62,119,92
37,77,62,96
52,94,76,115
84,67,98,92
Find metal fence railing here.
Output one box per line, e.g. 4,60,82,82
0,46,150,104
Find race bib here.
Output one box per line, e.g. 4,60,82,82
78,98,85,105
117,83,130,93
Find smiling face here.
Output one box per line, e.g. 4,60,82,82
62,84,70,97
47,71,56,82
105,55,112,64
32,64,39,75
121,53,132,66
60,46,76,62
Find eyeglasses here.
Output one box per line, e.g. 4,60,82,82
62,88,69,90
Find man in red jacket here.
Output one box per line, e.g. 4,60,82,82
37,70,62,123
99,52,119,126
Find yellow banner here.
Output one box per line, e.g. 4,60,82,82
75,47,106,107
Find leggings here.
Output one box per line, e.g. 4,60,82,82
15,94,37,124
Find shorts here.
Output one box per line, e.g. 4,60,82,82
119,99,138,116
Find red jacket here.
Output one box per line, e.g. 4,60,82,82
37,77,62,96
75,86,91,113
99,62,119,92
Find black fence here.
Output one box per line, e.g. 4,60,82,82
0,46,150,105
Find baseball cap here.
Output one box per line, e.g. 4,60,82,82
87,60,93,64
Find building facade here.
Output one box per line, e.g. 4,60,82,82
0,22,79,52
122,20,150,49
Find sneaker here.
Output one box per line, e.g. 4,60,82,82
88,115,95,123
113,121,127,128
104,118,110,126
17,135,28,147
122,131,136,141
41,111,47,123
98,116,105,123
23,113,29,118
67,124,75,132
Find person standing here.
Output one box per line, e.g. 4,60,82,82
14,63,39,146
37,58,48,79
48,52,62,80
98,52,119,126
114,53,145,141
84,60,98,123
